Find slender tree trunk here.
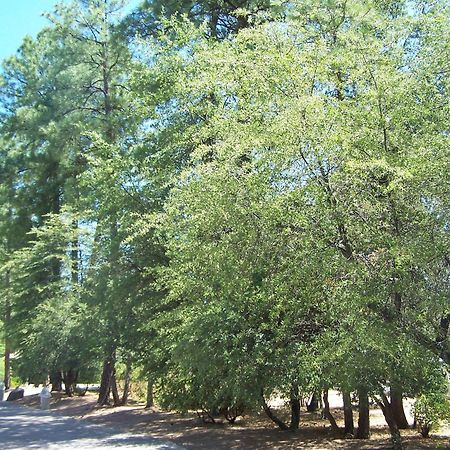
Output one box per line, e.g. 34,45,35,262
111,372,120,406
145,379,154,408
322,390,340,433
261,389,289,430
4,345,10,390
63,372,72,396
356,388,370,439
289,384,300,430
49,172,61,280
71,220,79,285
390,387,409,429
3,271,11,390
377,394,404,450
343,391,355,435
210,9,218,37
120,363,131,406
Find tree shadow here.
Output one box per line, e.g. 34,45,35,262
0,403,183,449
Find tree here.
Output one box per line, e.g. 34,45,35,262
137,2,449,446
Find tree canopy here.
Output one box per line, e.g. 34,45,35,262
0,0,449,448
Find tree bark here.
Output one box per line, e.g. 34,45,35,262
436,313,450,364
322,390,340,433
120,363,131,406
3,272,11,390
50,371,63,392
356,388,370,439
289,384,300,430
307,392,319,412
71,219,79,285
4,346,10,390
390,387,409,429
343,391,355,435
377,393,404,450
97,353,115,405
111,372,120,406
63,369,78,397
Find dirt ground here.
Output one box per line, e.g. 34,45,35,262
16,392,450,450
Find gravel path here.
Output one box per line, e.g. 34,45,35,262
0,403,184,450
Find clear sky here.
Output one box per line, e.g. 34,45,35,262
0,0,141,63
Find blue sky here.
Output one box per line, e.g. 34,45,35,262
0,0,141,63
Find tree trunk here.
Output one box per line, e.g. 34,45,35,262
377,393,404,450
145,379,154,408
63,369,78,397
322,390,340,433
307,392,319,412
71,220,79,285
98,354,115,406
436,313,450,364
111,373,120,406
289,384,300,430
4,346,10,390
356,388,370,439
3,273,11,390
49,173,61,281
390,387,409,429
261,389,289,430
63,372,72,396
343,391,355,435
50,371,63,392
120,363,131,406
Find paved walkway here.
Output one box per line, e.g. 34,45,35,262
0,403,184,450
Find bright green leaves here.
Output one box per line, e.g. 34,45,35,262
142,0,450,414
0,0,448,425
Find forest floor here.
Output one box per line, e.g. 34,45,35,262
15,391,450,450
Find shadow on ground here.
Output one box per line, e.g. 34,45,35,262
0,403,182,449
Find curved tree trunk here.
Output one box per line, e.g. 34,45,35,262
261,389,289,430
322,390,340,433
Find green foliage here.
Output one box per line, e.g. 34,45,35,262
414,392,450,437
123,0,277,39
0,2,449,442
142,1,450,416
3,211,99,382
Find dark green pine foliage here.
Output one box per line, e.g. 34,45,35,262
123,0,278,39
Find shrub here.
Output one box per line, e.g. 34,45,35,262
413,393,450,437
